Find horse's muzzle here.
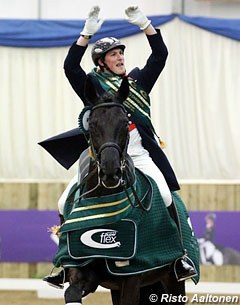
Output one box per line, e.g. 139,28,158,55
98,146,123,188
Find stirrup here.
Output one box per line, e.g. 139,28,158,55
42,267,65,289
173,255,198,282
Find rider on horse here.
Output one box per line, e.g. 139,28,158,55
42,5,197,288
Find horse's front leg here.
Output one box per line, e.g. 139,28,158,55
64,267,101,305
64,268,84,305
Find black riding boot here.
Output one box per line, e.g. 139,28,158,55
167,202,197,281
43,268,66,289
43,214,68,289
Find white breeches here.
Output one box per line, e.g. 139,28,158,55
58,128,172,215
127,128,172,207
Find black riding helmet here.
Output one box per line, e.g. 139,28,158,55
91,37,126,66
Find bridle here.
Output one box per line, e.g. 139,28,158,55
89,102,130,189
67,101,152,212
87,102,152,211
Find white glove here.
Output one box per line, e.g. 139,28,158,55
81,6,104,36
125,6,151,30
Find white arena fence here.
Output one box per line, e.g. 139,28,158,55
0,279,239,299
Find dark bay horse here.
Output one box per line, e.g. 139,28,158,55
58,75,192,305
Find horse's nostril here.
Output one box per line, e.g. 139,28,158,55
113,174,120,182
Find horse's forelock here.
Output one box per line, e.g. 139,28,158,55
93,92,121,106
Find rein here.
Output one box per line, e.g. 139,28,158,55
121,163,153,212
65,163,152,213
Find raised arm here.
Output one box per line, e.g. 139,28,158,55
76,6,104,47
63,6,104,103
125,6,168,93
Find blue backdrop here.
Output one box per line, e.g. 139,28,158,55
0,14,240,47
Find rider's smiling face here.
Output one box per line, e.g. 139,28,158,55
99,48,126,75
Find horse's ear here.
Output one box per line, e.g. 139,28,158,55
84,74,105,106
117,76,129,104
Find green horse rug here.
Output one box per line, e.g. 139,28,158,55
53,169,200,284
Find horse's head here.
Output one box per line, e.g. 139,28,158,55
84,75,130,188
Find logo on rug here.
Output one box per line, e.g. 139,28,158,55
80,229,121,249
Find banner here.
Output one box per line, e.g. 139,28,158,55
0,14,240,47
0,210,58,262
190,211,240,266
0,210,240,264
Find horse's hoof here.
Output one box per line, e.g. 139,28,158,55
64,284,82,303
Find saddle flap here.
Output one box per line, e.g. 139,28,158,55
67,219,137,260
